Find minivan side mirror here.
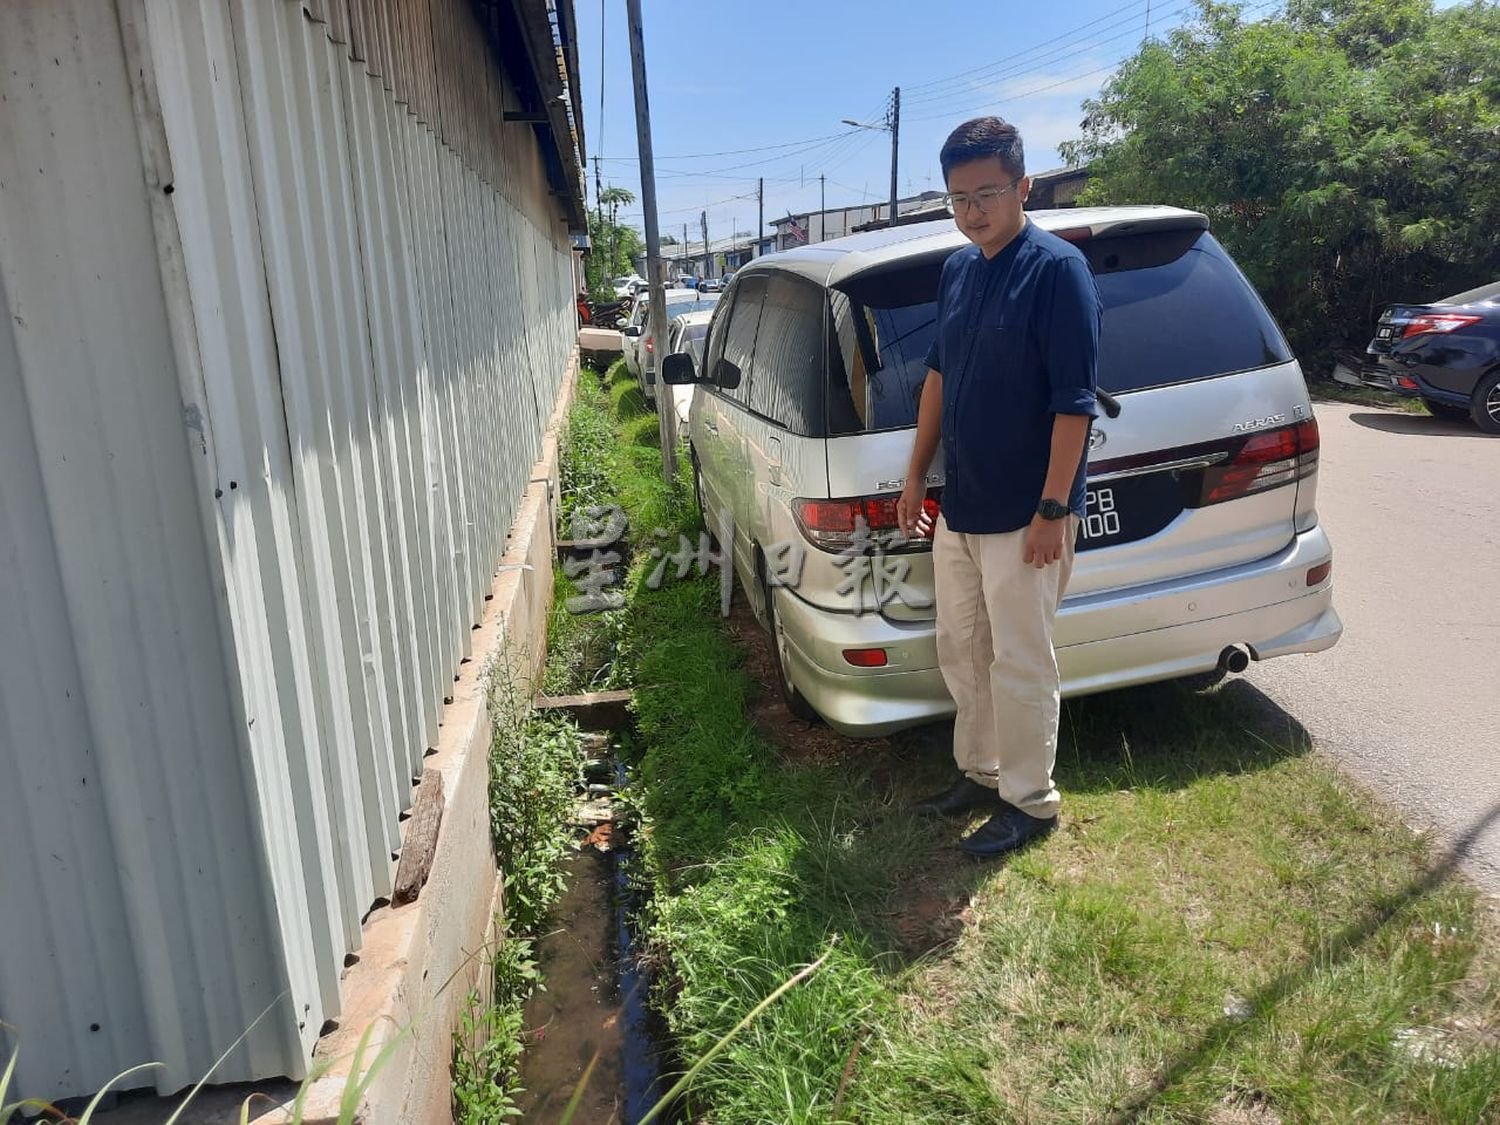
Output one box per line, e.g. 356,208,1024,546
661,352,701,385
714,358,743,390
623,325,644,338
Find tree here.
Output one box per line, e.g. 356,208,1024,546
584,186,644,300
1062,0,1500,369
598,185,636,286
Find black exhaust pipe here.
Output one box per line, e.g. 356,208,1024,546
1218,645,1250,674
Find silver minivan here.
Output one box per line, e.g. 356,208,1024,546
663,206,1343,736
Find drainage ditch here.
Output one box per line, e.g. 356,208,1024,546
514,728,678,1124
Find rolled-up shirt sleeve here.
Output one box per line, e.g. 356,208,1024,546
1042,254,1102,417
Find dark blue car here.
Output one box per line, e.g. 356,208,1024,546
1365,279,1500,434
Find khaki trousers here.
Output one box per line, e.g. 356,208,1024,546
932,514,1076,819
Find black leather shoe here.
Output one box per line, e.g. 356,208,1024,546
961,806,1057,858
912,776,1009,817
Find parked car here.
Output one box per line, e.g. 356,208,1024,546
613,274,646,299
1362,279,1500,433
622,290,719,404
698,276,725,294
664,310,714,427
664,206,1343,735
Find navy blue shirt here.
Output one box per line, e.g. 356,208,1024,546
924,221,1102,535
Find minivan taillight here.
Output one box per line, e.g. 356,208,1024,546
794,494,940,552
1196,418,1319,506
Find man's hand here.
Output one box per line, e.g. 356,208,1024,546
896,480,929,541
1023,513,1069,568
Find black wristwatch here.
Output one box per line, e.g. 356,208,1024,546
1037,498,1070,521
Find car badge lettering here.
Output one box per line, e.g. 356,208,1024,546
1232,413,1286,432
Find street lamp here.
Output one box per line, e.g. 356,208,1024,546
840,87,900,228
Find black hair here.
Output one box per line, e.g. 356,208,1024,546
939,117,1025,182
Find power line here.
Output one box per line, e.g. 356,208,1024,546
901,3,1168,110
597,92,890,186
903,57,1139,126
596,0,606,199
596,129,864,162
901,0,1276,126
902,0,1149,97
613,93,895,228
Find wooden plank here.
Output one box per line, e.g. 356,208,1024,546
392,768,445,906
533,690,635,733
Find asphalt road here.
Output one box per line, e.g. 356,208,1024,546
1247,401,1500,891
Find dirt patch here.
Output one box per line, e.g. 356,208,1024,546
722,593,889,765
883,881,978,959
1207,1087,1283,1124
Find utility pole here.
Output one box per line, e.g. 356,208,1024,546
700,210,709,279
757,177,764,258
683,222,689,280
889,86,900,229
626,0,675,480
591,155,605,291
820,173,826,243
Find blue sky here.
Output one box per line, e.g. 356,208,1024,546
574,0,1462,245
576,0,1233,242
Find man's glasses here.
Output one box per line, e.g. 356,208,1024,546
944,177,1023,214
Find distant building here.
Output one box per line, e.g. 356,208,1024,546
1027,165,1092,210
772,190,947,249
779,167,1093,245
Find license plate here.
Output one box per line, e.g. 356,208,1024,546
1077,472,1185,552
1080,486,1122,543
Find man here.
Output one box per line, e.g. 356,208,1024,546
895,117,1101,859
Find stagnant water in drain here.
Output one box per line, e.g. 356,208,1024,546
514,755,675,1123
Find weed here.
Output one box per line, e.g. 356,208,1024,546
451,940,538,1122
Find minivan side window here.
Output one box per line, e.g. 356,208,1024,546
828,254,945,435
715,274,766,407
746,271,825,434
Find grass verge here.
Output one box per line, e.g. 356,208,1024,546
1307,376,1428,413
568,360,1500,1123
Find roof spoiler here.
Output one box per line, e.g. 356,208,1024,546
1051,211,1210,242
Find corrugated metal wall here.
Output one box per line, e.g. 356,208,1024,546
0,0,577,1101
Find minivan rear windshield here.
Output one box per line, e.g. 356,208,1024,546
828,229,1293,434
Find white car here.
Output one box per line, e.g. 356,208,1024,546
664,310,714,427
622,290,719,403
612,274,646,299
665,206,1343,735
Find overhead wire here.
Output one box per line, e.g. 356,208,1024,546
901,5,1180,109
901,0,1276,125
902,0,1150,98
